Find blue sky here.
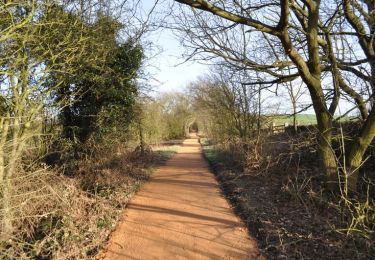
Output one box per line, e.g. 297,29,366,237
146,28,209,94
139,0,355,116
141,1,209,94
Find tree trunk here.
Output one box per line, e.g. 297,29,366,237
138,120,145,156
344,1,375,192
307,80,338,190
59,85,74,140
346,108,375,191
316,110,338,191
2,176,13,237
292,97,298,133
345,1,375,189
2,117,25,237
257,87,261,138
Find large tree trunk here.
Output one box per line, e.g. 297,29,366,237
281,1,338,190
346,108,375,191
343,0,375,192
315,108,338,191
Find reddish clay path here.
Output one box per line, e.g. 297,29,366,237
101,134,263,259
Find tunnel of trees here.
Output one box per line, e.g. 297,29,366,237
0,0,374,259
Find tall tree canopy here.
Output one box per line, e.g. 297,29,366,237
173,0,375,191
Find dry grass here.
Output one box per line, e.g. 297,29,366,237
0,144,176,259
202,132,375,259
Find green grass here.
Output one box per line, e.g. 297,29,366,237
152,145,181,165
270,114,353,126
270,114,317,125
199,138,218,163
199,138,210,146
154,150,175,163
202,146,217,162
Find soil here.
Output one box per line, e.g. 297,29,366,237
204,146,375,260
98,134,264,259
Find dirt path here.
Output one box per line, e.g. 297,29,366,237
101,134,263,259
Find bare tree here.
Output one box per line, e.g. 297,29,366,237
189,66,261,144
341,0,375,189
173,0,375,191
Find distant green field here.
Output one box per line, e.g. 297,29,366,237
271,114,316,126
269,114,353,126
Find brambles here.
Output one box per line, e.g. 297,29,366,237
0,143,169,259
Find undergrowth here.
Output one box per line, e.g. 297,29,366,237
201,133,374,260
0,144,177,259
